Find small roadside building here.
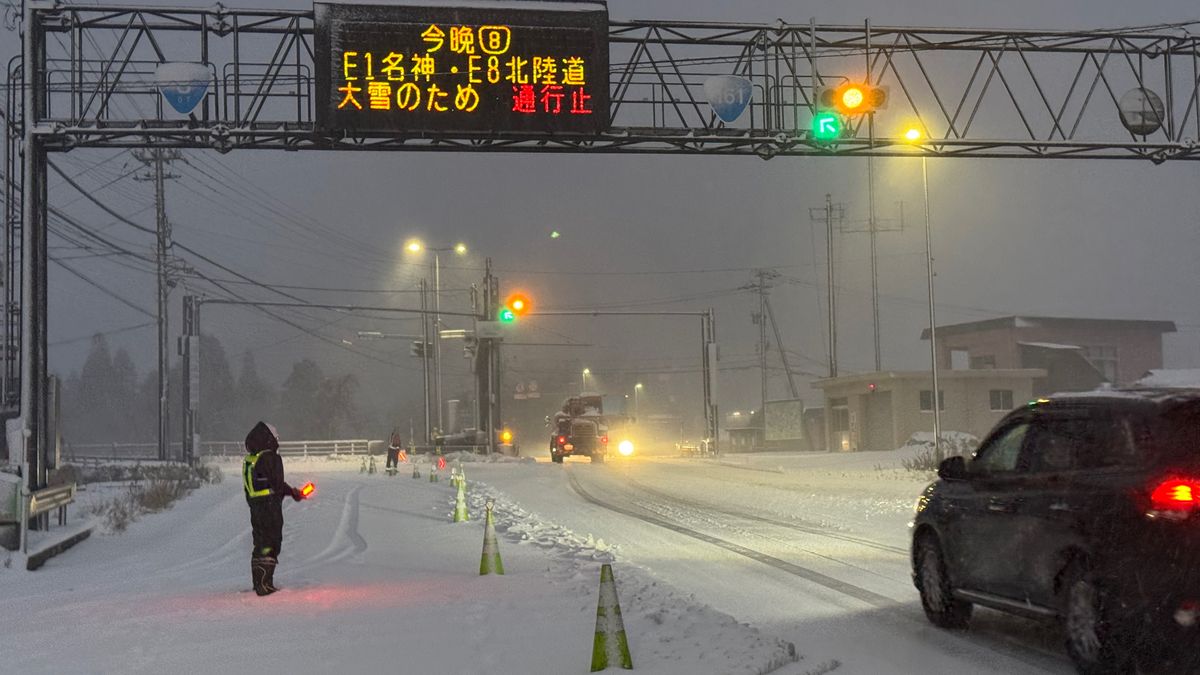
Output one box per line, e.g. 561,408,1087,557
813,369,1043,453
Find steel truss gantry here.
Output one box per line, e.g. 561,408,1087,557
6,3,1200,488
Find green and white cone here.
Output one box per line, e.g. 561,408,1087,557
429,467,439,483
590,564,633,671
412,464,421,479
479,500,504,575
359,457,367,473
453,479,470,523
368,456,376,474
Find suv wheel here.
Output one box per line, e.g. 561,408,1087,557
914,534,972,629
1063,564,1132,674
551,454,563,464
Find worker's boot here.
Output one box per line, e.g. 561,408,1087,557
252,556,277,596
263,555,278,593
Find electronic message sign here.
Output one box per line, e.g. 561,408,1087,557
314,2,609,135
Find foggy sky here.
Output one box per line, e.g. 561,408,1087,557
6,0,1200,437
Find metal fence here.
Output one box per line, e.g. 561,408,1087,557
63,439,383,462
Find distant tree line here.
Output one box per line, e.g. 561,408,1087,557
58,333,363,445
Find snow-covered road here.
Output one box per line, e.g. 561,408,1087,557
466,451,1078,674
1,449,1083,674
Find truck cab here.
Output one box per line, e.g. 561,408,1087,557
549,395,609,463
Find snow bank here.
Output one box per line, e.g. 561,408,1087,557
461,481,799,674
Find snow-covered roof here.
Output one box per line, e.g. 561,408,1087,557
1134,369,1200,389
1018,341,1081,350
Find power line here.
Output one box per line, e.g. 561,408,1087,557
49,257,155,319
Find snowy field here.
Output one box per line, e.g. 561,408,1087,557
1,446,1079,674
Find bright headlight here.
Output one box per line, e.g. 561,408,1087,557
618,440,635,456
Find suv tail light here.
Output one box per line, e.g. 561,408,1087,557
1148,478,1200,520
600,435,609,445
557,435,567,446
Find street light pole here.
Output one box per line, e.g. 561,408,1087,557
433,251,443,436
922,155,943,463
634,383,643,421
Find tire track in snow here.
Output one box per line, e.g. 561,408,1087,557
565,468,894,608
566,468,1067,674
294,482,368,572
625,475,909,557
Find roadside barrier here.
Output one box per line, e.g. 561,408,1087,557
590,563,633,671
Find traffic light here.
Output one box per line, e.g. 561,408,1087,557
505,293,531,317
499,428,514,444
410,340,427,357
816,83,889,115
812,112,841,141
499,292,531,323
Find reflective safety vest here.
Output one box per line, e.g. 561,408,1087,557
243,452,273,499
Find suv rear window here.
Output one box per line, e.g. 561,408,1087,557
1147,401,1200,466
1028,414,1140,471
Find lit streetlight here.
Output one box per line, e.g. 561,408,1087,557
904,127,943,463
633,383,643,422
581,368,591,394
405,238,469,439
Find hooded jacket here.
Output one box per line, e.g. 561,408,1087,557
244,421,292,503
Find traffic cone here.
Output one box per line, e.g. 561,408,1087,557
453,479,470,523
479,500,504,575
368,456,377,475
359,457,366,473
430,467,439,483
412,464,421,479
590,564,633,671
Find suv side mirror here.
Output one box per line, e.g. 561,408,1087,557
937,456,968,481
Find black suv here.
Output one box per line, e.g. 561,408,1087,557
910,390,1200,674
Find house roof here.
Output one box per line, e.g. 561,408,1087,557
919,315,1176,341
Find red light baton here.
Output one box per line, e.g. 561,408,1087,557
300,482,315,499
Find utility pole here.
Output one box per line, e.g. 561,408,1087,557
135,148,179,462
756,269,769,412
419,278,431,445
810,195,845,378
764,294,800,399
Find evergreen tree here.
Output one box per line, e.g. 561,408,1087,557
199,333,237,441
77,334,117,442
279,359,324,438
235,352,274,435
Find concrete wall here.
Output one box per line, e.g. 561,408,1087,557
933,321,1167,385
817,370,1040,452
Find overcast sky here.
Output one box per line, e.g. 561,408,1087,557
6,0,1200,437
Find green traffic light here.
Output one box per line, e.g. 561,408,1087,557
499,307,516,323
812,112,841,141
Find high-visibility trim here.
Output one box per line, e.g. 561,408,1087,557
243,452,272,498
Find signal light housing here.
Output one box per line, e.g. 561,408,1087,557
505,293,531,317
816,83,889,115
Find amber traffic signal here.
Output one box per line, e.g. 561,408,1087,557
504,293,532,317
816,83,889,115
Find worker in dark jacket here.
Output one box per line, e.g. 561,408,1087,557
243,421,304,596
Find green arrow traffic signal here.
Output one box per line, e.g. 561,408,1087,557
812,112,841,141
498,307,516,323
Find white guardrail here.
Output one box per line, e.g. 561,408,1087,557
63,440,384,461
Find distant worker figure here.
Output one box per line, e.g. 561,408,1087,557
386,430,404,476
243,421,305,596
